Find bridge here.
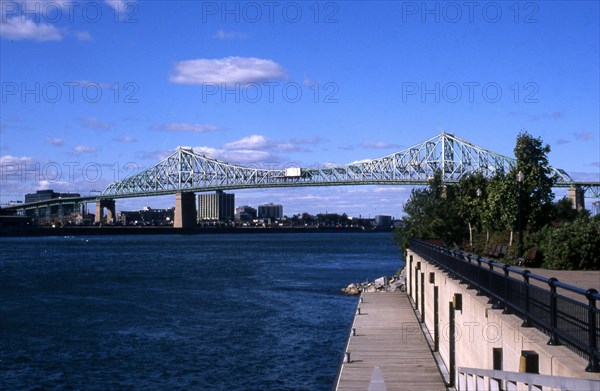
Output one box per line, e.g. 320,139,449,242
3,133,599,227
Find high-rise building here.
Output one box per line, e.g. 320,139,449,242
234,205,257,221
258,203,283,219
198,190,235,221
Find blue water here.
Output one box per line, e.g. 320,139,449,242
0,232,403,390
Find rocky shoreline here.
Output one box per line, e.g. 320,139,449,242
341,267,406,295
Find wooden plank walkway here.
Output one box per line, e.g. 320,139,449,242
335,292,447,391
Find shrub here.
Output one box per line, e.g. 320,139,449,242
535,217,600,270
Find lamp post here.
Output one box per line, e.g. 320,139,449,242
516,171,525,257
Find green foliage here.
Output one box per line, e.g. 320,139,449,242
393,227,408,255
395,132,595,271
484,172,518,233
401,172,465,244
551,197,590,223
535,217,600,270
456,172,488,232
513,131,555,230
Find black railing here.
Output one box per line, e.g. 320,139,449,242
409,239,600,373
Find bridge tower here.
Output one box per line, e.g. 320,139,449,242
95,199,116,224
174,192,197,229
567,187,585,210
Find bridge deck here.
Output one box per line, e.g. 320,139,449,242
335,292,447,391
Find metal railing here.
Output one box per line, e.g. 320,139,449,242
409,239,600,373
457,367,600,390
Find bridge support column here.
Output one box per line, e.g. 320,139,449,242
174,192,196,229
568,187,585,211
95,199,116,224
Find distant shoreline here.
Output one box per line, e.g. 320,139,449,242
0,226,394,237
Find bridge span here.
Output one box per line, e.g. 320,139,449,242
3,133,599,227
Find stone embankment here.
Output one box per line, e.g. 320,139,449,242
341,267,406,295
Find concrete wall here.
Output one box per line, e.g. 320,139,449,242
406,249,600,384
174,192,197,228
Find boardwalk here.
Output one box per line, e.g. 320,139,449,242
335,292,447,391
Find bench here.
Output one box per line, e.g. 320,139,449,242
486,244,508,259
518,248,541,267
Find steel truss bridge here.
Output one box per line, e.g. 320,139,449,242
4,133,600,213
102,132,598,198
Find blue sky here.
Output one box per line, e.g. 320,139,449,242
1,0,599,217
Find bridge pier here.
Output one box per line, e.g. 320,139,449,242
95,199,116,224
174,192,196,228
568,187,585,211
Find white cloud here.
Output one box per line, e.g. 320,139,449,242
139,133,310,165
372,186,409,193
223,134,307,153
291,137,324,145
75,31,92,41
349,159,372,165
138,150,171,161
213,29,246,40
193,146,222,158
115,135,137,143
46,137,64,146
0,155,33,165
152,123,221,133
80,116,114,130
169,56,286,85
303,74,316,87
360,141,401,149
223,135,270,150
74,145,96,153
194,146,277,164
0,17,63,41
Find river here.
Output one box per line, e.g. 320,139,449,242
0,232,403,390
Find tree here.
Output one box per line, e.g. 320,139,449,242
483,171,518,246
457,173,489,249
301,212,314,224
513,132,555,231
401,171,464,244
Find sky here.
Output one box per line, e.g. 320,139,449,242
1,0,599,217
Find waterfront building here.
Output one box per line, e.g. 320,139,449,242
198,190,235,221
258,203,283,219
375,215,392,228
23,189,82,222
24,189,81,204
234,205,257,221
118,207,175,226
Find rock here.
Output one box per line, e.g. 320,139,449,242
342,272,406,295
374,276,387,289
342,283,361,295
389,280,405,292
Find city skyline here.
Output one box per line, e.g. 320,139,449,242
1,1,599,216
